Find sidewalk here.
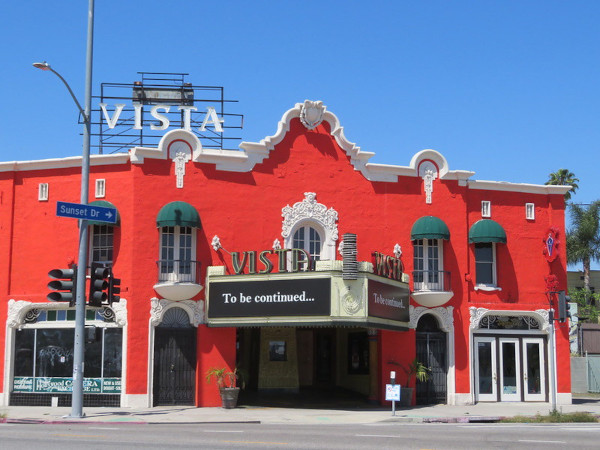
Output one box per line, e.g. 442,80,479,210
2,398,600,425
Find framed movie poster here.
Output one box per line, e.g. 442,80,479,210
348,332,369,375
269,340,287,361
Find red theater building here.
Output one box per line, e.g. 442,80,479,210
0,92,571,408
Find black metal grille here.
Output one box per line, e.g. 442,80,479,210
156,260,201,283
416,331,447,405
10,393,120,407
153,327,196,406
412,270,451,292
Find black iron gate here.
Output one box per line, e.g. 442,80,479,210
153,327,196,405
416,315,447,405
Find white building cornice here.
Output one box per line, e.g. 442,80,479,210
0,100,568,197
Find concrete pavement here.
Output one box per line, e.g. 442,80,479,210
1,397,599,425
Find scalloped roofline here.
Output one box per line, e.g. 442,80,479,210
0,100,570,196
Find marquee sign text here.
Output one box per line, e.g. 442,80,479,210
208,278,331,318
368,279,409,322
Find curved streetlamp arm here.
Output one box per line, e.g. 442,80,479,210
32,62,88,124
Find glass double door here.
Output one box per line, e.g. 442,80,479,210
474,336,546,402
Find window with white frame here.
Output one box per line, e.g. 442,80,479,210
293,225,322,261
38,183,49,201
95,179,106,198
481,201,491,218
526,203,535,220
90,224,114,263
159,226,196,282
475,242,496,286
413,239,443,290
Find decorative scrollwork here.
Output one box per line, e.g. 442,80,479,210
151,298,204,327
99,307,116,322
342,286,362,315
410,305,454,332
281,192,338,242
299,100,326,130
24,308,41,324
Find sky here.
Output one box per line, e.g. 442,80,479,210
1,1,599,261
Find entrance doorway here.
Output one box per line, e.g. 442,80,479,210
416,314,447,405
237,327,371,407
474,336,546,402
153,307,196,406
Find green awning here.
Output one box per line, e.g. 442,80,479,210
156,201,201,228
468,219,507,244
411,216,450,240
88,200,120,226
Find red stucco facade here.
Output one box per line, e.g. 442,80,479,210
0,100,571,408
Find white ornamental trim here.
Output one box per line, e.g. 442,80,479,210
300,100,326,130
7,299,127,328
0,101,569,196
469,306,550,332
150,297,204,327
281,192,339,243
409,305,454,332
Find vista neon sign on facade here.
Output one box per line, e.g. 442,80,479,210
99,103,225,132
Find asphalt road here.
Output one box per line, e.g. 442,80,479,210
1,422,600,449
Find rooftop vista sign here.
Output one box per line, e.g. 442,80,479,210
100,104,225,133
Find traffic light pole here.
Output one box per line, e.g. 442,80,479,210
70,0,95,418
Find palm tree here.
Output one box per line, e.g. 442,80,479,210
567,201,600,297
545,169,579,201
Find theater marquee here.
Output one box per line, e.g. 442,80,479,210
206,260,410,331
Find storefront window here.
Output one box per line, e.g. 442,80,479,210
13,327,122,386
36,329,74,377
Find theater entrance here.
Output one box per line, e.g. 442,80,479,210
236,327,374,407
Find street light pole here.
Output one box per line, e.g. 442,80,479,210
33,0,95,418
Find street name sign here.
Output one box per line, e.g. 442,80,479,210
56,201,117,224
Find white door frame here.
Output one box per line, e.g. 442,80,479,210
474,336,497,402
522,337,546,402
499,337,521,401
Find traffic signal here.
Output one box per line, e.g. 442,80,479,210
89,262,109,307
48,265,78,307
557,290,571,323
108,268,121,305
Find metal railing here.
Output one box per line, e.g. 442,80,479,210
412,270,451,292
156,260,201,284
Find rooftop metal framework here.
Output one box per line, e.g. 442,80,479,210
84,72,243,154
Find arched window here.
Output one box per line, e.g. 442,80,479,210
293,225,322,261
411,216,450,291
281,193,338,261
413,239,442,289
156,202,201,283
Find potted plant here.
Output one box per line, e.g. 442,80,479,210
206,367,240,409
400,358,431,406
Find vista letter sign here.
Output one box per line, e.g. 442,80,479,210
100,103,224,133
